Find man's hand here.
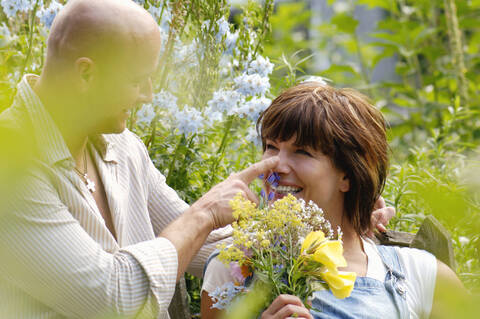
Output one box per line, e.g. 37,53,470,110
261,295,313,319
366,196,396,238
192,156,279,230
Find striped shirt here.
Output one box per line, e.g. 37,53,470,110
0,75,232,318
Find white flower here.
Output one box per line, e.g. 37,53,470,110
207,89,242,114
402,6,415,16
458,236,470,247
333,2,350,14
302,75,328,86
236,95,271,122
174,105,204,136
248,55,274,77
234,73,270,97
37,0,63,29
136,104,156,126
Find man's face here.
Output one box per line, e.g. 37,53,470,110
88,36,161,134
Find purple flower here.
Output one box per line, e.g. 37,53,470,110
266,172,280,187
229,262,246,284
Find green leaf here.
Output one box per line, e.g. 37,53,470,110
357,0,391,10
330,13,359,35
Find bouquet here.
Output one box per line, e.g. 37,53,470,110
209,193,356,311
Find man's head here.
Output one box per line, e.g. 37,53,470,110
39,0,161,134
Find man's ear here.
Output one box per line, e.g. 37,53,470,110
74,57,95,91
340,174,350,193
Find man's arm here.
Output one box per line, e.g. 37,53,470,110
0,169,177,317
157,157,280,280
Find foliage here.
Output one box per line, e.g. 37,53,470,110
1,0,479,315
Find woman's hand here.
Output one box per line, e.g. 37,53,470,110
367,196,395,238
261,295,313,319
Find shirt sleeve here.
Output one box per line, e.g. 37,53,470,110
397,247,437,319
0,168,178,318
142,137,233,278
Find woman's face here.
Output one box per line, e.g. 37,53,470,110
262,136,350,218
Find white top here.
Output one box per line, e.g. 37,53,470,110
0,75,232,319
202,238,437,318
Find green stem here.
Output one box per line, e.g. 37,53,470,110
21,0,40,77
177,134,196,177
166,137,184,185
208,116,233,188
252,0,274,57
443,0,468,105
146,114,158,151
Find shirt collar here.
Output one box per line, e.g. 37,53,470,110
16,74,118,166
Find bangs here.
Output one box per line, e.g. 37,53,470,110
258,95,332,155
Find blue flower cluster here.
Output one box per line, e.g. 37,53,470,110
37,0,63,29
152,90,177,112
207,89,242,114
215,16,230,43
174,105,204,136
136,104,156,126
208,281,245,310
247,55,274,78
233,73,270,97
236,95,271,122
0,22,12,48
1,0,32,18
245,126,261,147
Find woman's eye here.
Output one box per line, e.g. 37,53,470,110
296,149,312,157
265,144,278,151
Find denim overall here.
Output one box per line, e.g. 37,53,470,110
204,245,409,319
310,245,409,319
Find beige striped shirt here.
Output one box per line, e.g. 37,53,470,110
0,75,231,318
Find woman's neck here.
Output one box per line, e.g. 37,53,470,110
338,217,368,276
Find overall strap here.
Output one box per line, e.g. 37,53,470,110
377,245,410,319
203,249,221,278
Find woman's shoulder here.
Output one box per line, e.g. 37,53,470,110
202,256,234,294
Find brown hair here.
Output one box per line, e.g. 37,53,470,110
257,82,389,235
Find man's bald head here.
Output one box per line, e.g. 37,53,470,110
35,0,162,135
45,0,160,71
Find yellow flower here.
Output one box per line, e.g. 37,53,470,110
312,240,347,272
301,231,326,254
320,270,356,299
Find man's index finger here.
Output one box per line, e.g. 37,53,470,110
237,157,279,184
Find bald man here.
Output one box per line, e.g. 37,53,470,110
0,0,278,317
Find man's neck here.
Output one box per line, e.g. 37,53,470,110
32,76,90,163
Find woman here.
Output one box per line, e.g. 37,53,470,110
201,82,463,318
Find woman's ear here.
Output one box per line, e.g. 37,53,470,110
340,174,350,192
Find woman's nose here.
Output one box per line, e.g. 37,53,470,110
275,151,292,174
